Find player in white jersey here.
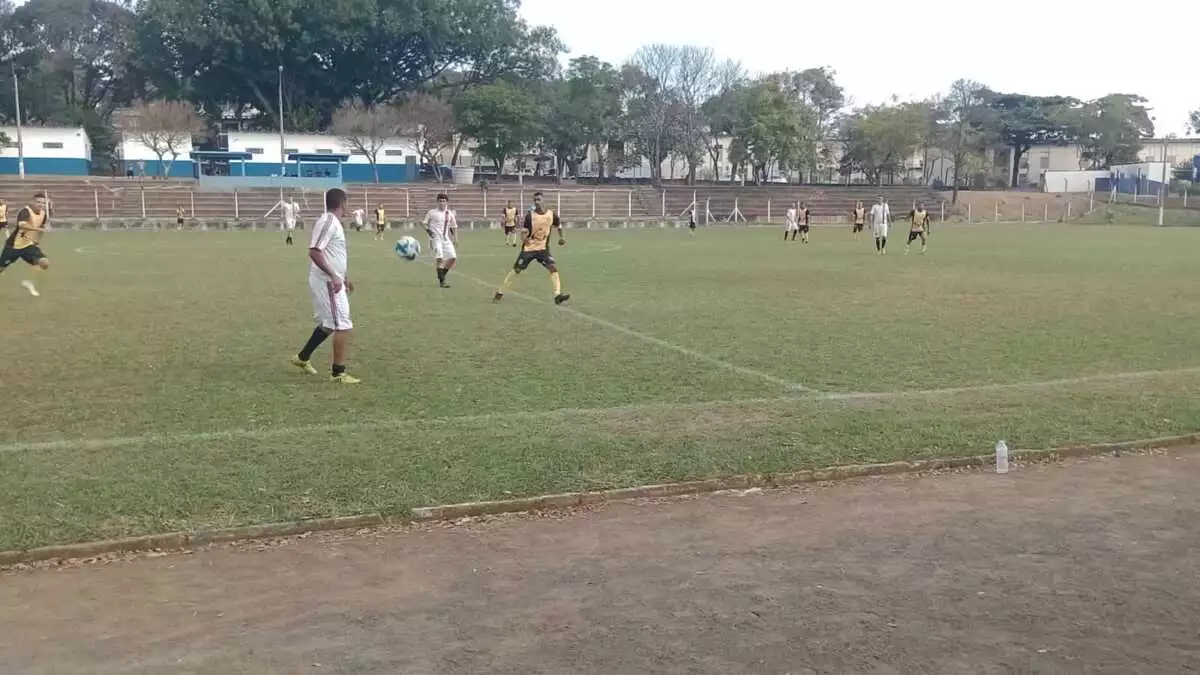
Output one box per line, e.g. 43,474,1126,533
290,188,360,384
280,197,297,246
784,204,799,241
352,208,365,232
424,192,458,288
869,196,891,255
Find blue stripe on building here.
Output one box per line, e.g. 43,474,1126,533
0,157,91,176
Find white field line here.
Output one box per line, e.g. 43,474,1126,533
457,271,816,393
3,366,1198,456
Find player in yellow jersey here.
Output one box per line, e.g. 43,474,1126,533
0,198,9,237
0,191,51,296
851,201,866,241
797,201,811,244
493,191,569,305
176,205,185,229
374,204,387,241
501,201,519,246
906,203,930,254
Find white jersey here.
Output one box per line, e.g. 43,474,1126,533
353,209,365,226
785,208,798,229
309,212,347,282
425,208,457,240
870,203,890,226
280,201,296,225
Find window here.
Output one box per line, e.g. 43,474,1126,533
42,142,64,149
384,149,404,157
316,148,333,154
1167,155,1177,164
245,147,264,155
349,149,366,156
284,148,299,155
1039,155,1050,169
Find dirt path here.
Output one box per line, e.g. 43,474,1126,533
3,450,1199,674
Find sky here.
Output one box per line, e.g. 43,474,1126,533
519,0,1195,138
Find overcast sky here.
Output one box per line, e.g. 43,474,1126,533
520,0,1194,138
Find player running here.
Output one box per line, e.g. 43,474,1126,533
290,188,360,384
851,201,866,241
424,193,458,288
351,207,365,233
493,191,569,305
0,198,9,238
906,203,930,255
0,191,51,296
502,201,519,246
870,196,890,255
374,204,387,241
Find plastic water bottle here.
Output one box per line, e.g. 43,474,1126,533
995,440,1009,474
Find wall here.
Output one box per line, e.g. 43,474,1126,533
226,132,421,182
119,134,196,178
1041,170,1110,193
0,126,91,175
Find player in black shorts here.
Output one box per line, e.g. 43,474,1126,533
493,192,569,304
797,201,811,243
688,207,696,234
0,191,51,296
176,206,185,229
502,201,519,246
851,201,865,240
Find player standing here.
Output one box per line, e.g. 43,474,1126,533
176,205,185,229
493,191,569,305
688,207,696,235
784,202,799,241
870,196,890,255
281,197,297,246
906,203,930,254
502,200,519,246
0,191,51,296
374,204,387,241
851,201,866,241
351,207,365,233
424,193,458,288
290,188,360,384
797,201,811,244
0,199,9,237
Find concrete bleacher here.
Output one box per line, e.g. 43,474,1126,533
0,176,939,225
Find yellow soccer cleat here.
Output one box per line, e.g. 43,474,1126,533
331,373,362,384
290,357,318,375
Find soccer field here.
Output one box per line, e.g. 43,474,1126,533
2,223,1199,551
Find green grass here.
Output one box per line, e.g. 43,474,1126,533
1077,203,1200,227
1,222,1199,551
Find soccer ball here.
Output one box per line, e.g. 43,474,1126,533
394,236,421,261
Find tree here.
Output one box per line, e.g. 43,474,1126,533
331,101,402,183
983,92,1079,187
120,99,204,178
454,81,540,173
840,102,927,186
539,56,623,183
725,77,818,184
1076,94,1153,168
1189,109,1199,135
790,67,845,137
134,0,562,129
397,93,456,182
939,80,992,203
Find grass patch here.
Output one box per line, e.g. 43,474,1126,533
1,223,1198,550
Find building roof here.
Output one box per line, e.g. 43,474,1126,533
288,153,350,162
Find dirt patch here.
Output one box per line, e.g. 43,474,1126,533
939,191,1095,222
2,449,1198,674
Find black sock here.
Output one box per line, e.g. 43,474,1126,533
332,363,346,377
298,327,329,361
436,267,446,283
875,238,881,251
881,237,887,249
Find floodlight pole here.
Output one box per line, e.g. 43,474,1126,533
1158,136,1168,227
278,65,286,179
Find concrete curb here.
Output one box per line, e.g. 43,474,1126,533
2,433,1195,566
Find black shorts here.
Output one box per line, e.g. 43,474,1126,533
0,244,44,270
376,223,386,232
503,225,516,235
907,230,926,243
799,224,810,233
852,222,864,232
514,249,555,271
688,221,696,230
176,218,184,226
0,221,8,230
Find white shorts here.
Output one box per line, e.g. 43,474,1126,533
284,220,296,231
786,222,799,232
431,238,457,260
872,223,889,237
309,276,353,331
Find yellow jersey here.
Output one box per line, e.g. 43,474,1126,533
853,207,865,224
11,206,46,249
503,207,517,226
375,208,386,225
910,210,928,232
522,209,559,252
0,204,8,222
